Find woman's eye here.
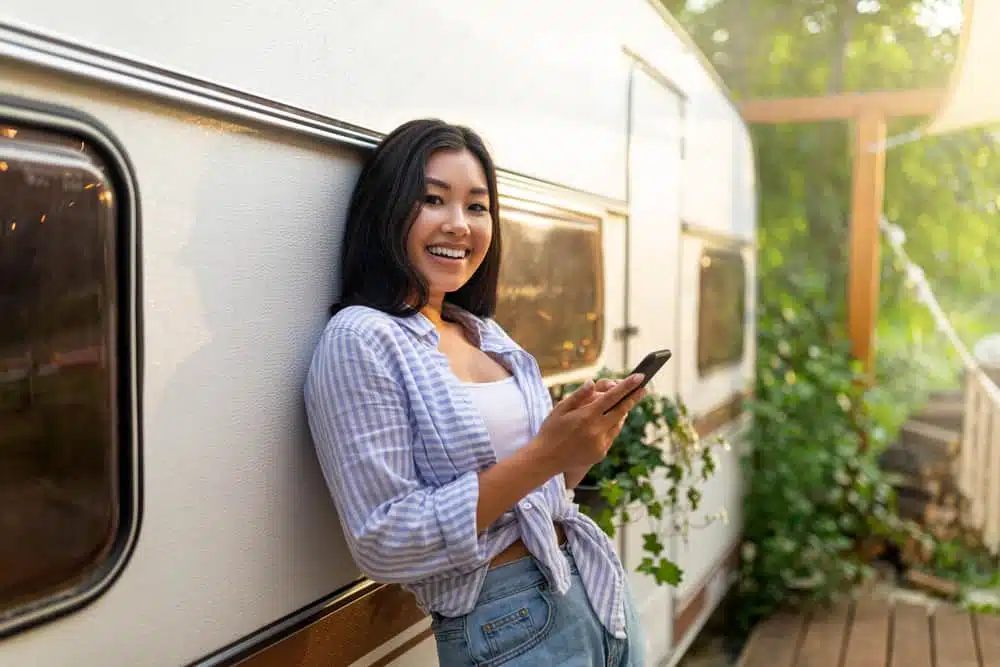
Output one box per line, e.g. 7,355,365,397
424,194,443,205
469,203,489,213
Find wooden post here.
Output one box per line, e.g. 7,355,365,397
739,89,940,373
847,112,887,375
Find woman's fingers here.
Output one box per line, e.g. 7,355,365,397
559,378,617,413
603,412,629,439
556,379,595,413
590,374,644,416
594,378,617,392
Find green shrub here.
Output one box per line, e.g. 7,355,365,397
733,270,926,633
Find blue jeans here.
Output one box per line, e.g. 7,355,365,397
430,545,645,666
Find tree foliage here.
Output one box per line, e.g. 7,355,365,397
664,0,999,393
661,0,1000,632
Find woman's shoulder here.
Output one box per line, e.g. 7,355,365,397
305,308,411,407
329,304,398,334
315,305,409,356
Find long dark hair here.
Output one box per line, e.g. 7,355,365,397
332,119,502,318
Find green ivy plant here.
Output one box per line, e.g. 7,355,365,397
733,270,929,634
559,370,730,587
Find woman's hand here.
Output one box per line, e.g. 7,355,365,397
473,375,644,532
561,378,623,488
535,374,647,472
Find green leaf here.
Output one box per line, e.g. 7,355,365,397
642,532,664,556
652,558,683,586
600,481,625,508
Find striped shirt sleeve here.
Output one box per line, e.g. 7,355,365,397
304,324,485,583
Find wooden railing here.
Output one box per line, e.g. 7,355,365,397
880,218,1000,553
958,368,1000,553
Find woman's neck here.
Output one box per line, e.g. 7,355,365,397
420,294,447,330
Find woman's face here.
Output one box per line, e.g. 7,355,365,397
406,148,493,306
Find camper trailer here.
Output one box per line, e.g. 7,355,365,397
0,1,756,665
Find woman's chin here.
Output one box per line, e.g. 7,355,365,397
436,284,466,299
425,277,471,298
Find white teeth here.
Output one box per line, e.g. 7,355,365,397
427,246,468,259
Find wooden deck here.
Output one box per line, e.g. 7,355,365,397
738,593,1000,666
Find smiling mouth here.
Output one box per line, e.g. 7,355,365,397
426,245,471,260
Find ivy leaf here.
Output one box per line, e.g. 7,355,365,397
686,487,702,509
600,481,625,508
642,532,664,556
647,558,682,586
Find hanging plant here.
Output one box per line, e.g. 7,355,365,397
558,369,731,586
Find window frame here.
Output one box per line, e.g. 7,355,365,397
494,192,607,386
0,95,142,638
695,240,749,378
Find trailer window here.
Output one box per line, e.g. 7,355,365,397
697,247,746,375
494,202,604,377
0,118,131,626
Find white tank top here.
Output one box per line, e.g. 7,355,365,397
462,376,533,461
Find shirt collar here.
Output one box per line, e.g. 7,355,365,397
389,303,518,354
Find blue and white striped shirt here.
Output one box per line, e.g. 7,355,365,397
304,303,630,639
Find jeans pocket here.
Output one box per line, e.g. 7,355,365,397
469,584,553,665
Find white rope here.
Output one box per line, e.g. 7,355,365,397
880,216,1000,400
867,127,926,152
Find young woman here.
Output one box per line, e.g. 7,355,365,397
304,119,647,666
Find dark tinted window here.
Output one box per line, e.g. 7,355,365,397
697,247,746,375
0,120,123,619
494,201,604,376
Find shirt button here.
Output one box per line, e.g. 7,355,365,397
523,501,533,510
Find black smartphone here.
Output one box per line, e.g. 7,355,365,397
602,349,673,415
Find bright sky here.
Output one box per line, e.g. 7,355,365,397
916,0,964,34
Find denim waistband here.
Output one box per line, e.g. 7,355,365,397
475,543,577,605
430,544,577,623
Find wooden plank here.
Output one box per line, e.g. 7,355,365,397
841,596,891,667
959,376,981,511
890,602,932,667
933,606,980,667
975,612,1000,666
986,408,1000,551
740,612,805,667
847,111,887,377
740,88,944,124
973,385,992,529
794,600,851,667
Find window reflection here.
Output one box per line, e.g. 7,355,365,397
697,247,746,375
494,204,603,377
0,122,120,616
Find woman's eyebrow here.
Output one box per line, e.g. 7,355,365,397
426,177,488,196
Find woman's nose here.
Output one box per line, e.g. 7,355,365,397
442,207,471,234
